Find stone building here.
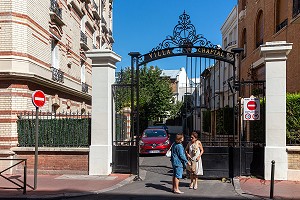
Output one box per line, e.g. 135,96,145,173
0,0,114,174
238,0,300,93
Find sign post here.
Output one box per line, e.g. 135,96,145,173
243,97,260,121
32,90,45,190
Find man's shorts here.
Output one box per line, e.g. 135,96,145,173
173,166,183,178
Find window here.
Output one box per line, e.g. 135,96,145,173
81,62,86,83
242,28,247,58
224,37,227,49
80,16,86,32
93,31,97,49
255,11,264,48
241,0,246,10
276,0,288,32
293,0,300,17
51,39,59,69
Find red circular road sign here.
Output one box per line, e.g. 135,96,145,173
32,90,46,108
247,101,257,111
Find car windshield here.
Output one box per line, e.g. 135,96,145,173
143,130,166,137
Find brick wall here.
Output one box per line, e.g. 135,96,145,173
11,147,89,175
287,146,300,170
238,0,300,93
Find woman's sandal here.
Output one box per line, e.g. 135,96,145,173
173,190,184,194
193,185,198,190
189,183,193,189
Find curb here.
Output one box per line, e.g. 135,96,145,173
232,177,264,200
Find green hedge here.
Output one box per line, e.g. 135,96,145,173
287,93,300,144
18,118,91,147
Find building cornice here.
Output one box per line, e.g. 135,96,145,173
0,72,91,101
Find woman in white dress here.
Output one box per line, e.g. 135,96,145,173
185,131,204,190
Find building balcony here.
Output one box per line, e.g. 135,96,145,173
51,67,64,83
224,40,237,49
101,17,108,33
49,0,65,26
82,82,88,93
80,31,89,51
67,0,83,16
92,0,100,20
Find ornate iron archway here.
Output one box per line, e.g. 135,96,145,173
112,11,263,179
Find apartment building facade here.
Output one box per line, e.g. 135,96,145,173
238,0,300,93
0,0,114,173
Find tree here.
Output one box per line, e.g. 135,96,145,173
115,65,181,129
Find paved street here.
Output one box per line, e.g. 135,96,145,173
59,155,249,200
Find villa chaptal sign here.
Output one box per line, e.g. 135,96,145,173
143,46,232,64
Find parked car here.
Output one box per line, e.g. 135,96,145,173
139,128,171,155
147,123,169,133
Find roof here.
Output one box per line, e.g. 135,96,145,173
161,69,181,79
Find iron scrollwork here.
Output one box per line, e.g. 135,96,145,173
151,11,218,52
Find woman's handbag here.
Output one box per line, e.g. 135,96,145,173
186,159,197,173
165,143,174,158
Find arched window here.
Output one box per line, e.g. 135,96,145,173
293,0,300,18
276,0,288,32
255,10,264,48
241,0,247,10
241,28,247,58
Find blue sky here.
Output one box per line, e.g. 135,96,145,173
113,0,237,73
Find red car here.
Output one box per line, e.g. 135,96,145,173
139,128,171,155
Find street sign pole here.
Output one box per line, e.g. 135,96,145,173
32,90,45,190
34,106,39,190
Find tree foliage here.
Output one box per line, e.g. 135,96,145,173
115,65,182,127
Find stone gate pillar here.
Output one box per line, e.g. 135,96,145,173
260,41,292,180
86,49,121,175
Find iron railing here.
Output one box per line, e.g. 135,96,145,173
0,158,27,194
92,0,98,11
225,40,237,49
82,82,88,93
276,19,288,33
50,0,62,19
80,31,87,45
51,67,64,83
17,111,91,147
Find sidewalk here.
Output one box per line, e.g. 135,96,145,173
1,173,300,199
0,173,133,199
237,177,300,200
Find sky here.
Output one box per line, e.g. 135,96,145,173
112,0,237,73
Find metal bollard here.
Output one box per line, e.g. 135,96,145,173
270,160,275,199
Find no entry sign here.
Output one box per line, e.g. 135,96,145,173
32,90,46,108
247,101,257,110
243,97,260,120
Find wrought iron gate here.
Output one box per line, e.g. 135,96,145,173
112,83,137,174
200,80,265,178
112,11,265,178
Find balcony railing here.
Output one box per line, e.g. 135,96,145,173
50,0,65,26
50,0,62,19
82,82,88,93
276,19,288,33
224,40,236,49
80,31,87,45
92,0,98,11
52,67,64,83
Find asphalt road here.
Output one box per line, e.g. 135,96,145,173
59,155,248,200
